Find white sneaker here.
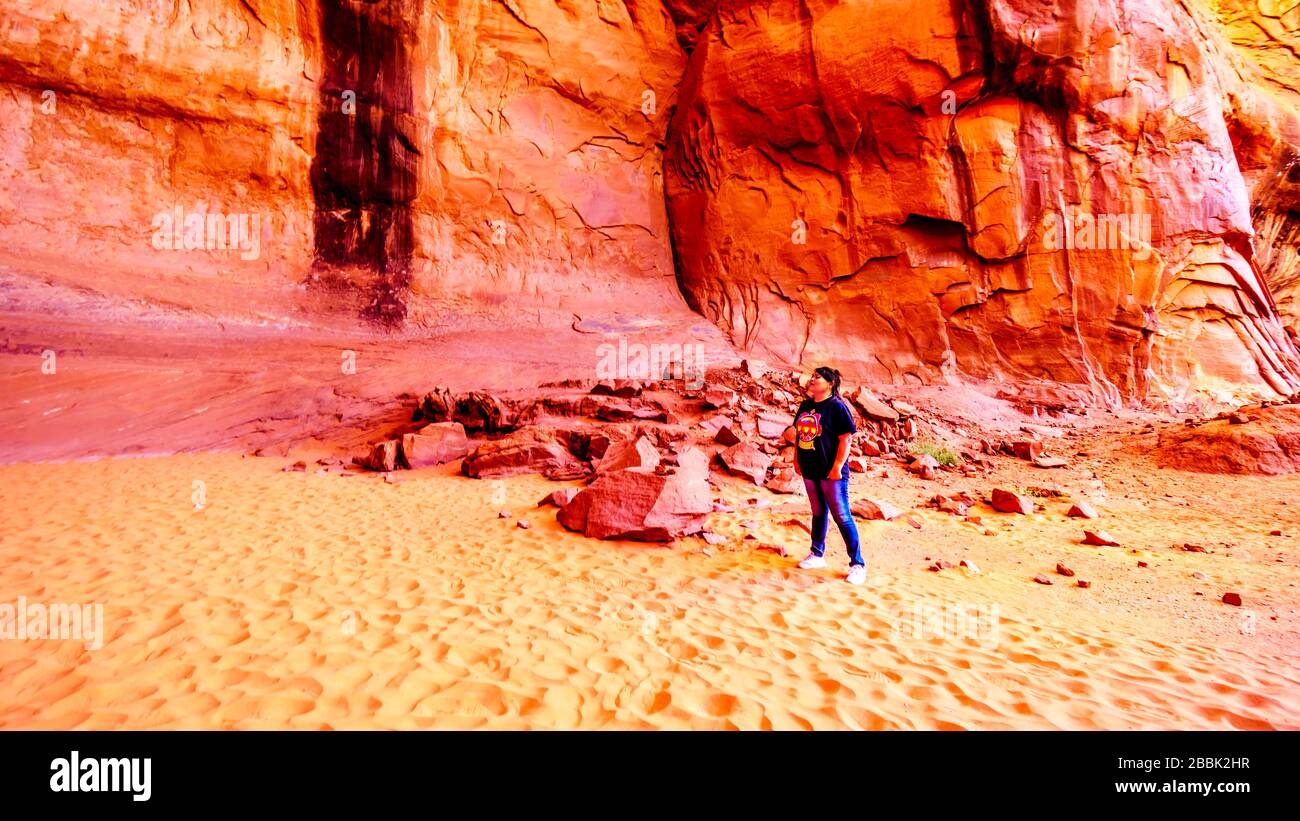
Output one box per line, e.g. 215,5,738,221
798,552,827,569
846,565,867,585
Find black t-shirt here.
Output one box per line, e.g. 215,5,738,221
794,396,856,480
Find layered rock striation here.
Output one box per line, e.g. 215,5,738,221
665,0,1300,404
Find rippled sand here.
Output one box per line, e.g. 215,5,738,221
1,449,1297,730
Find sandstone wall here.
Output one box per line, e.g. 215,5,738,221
0,0,318,314
1195,0,1300,342
0,0,699,323
664,0,1300,404
409,0,692,324
1,0,1297,406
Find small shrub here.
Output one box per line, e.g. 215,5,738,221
1024,486,1064,498
908,441,960,467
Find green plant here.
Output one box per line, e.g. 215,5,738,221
908,441,960,467
1023,486,1064,498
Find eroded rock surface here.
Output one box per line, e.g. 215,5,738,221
1157,402,1300,474
665,0,1300,404
0,0,701,325
1,0,1299,411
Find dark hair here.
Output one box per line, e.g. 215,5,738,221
813,366,842,395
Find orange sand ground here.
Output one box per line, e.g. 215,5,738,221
2,430,1298,730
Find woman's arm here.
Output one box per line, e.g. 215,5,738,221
829,432,851,479
786,416,801,476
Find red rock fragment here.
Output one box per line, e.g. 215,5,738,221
1082,530,1120,546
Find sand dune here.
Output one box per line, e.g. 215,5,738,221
2,443,1297,730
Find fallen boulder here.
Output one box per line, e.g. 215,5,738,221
593,399,667,422
569,431,612,462
676,447,711,480
702,386,737,409
697,414,731,436
756,411,789,439
452,391,517,434
413,387,455,424
401,423,470,468
714,425,742,446
851,498,902,521
1155,405,1300,474
557,465,712,541
990,488,1034,514
765,468,803,495
355,440,399,472
1010,441,1042,461
595,435,660,474
1067,501,1099,519
590,380,642,399
537,487,581,508
848,388,899,423
462,428,585,479
908,454,940,472
935,496,969,516
719,442,772,485
1082,530,1120,546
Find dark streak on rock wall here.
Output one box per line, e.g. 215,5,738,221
310,0,419,325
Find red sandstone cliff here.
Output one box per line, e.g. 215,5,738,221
665,0,1300,404
0,0,698,325
1,0,1297,406
1198,0,1300,347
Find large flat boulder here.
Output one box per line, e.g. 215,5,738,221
400,423,469,468
1156,404,1300,474
557,465,712,541
756,410,790,439
719,441,772,485
417,389,519,434
765,468,803,494
848,388,899,423
355,439,399,472
595,435,660,474
461,428,584,479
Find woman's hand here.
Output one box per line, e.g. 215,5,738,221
829,432,852,479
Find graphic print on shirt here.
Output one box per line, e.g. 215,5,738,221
794,410,821,450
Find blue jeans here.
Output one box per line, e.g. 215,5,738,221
804,478,863,567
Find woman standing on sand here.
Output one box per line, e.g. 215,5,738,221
791,366,866,585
